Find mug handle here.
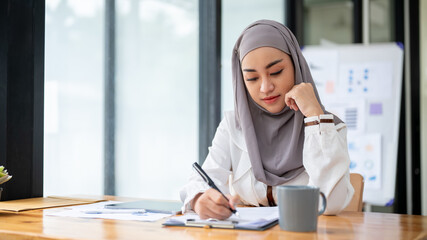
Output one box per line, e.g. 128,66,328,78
318,192,327,215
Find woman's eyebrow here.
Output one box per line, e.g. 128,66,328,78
242,59,283,72
266,59,283,69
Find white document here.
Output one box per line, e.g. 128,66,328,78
46,201,173,222
347,133,382,190
323,99,366,134
303,48,339,101
164,207,278,230
338,62,393,99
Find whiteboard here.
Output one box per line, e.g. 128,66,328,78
302,43,404,205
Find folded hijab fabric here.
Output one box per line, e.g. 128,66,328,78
231,19,342,186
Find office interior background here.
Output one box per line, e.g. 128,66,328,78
0,0,426,216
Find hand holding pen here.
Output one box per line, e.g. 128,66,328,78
192,162,240,220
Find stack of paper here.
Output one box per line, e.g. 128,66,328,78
164,207,279,230
46,201,173,222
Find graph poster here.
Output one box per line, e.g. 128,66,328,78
303,43,403,205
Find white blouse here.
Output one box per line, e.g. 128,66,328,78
180,111,354,215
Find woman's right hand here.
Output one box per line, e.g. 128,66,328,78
191,188,239,220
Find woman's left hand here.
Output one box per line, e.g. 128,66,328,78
284,83,324,117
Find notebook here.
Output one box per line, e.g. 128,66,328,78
163,206,279,231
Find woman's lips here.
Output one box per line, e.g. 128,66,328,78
262,95,280,104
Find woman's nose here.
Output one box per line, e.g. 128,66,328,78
260,77,274,93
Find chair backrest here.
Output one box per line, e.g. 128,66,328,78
343,173,364,212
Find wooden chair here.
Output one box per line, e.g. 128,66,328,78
343,173,364,212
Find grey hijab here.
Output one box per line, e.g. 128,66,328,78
232,20,342,186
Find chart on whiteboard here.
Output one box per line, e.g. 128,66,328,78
347,133,382,190
338,62,393,99
303,43,403,205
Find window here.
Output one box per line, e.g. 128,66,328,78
44,0,105,196
303,0,354,45
369,0,394,43
221,0,284,113
115,0,198,199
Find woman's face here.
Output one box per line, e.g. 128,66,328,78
241,47,295,114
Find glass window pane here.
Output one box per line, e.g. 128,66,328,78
304,0,354,45
44,0,105,196
369,0,394,43
221,0,284,113
115,0,198,200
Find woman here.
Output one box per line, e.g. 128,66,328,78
180,20,354,220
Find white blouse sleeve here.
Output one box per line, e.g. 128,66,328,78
303,114,354,215
179,118,232,213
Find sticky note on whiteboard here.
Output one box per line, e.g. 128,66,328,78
325,81,335,94
369,103,383,115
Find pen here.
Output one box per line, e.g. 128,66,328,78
192,162,240,217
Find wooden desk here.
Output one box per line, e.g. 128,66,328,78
0,196,426,240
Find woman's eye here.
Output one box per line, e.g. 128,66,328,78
247,77,258,81
270,69,283,76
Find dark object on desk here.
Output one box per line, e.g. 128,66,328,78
105,200,182,214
